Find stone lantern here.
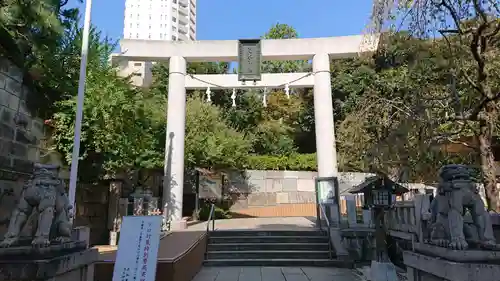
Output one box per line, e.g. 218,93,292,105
353,175,406,209
128,187,156,216
349,174,409,281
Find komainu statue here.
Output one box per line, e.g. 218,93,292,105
0,163,73,248
428,164,497,250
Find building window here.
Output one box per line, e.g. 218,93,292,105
130,23,132,28
149,14,151,20
172,36,177,41
136,33,139,38
172,16,177,22
137,14,139,19
137,23,139,28
148,33,151,39
160,33,163,39
129,33,132,38
149,25,151,29
134,62,142,66
172,26,177,31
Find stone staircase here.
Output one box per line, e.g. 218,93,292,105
203,230,353,267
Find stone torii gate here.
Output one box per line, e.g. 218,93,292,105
112,35,378,228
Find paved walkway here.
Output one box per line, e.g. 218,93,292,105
193,266,364,281
187,217,318,231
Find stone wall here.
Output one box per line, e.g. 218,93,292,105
0,58,48,236
0,58,109,245
223,170,374,217
0,58,46,173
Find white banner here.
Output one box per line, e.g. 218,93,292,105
112,216,162,281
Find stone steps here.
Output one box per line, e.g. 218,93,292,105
203,258,354,267
207,242,329,251
204,230,353,267
206,250,331,260
208,235,329,244
208,230,328,237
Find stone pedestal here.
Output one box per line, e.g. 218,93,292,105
170,219,187,230
404,243,500,281
0,242,97,281
72,226,91,249
370,261,399,281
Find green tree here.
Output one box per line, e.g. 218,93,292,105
49,24,164,180
185,96,251,169
0,0,80,117
29,21,116,118
261,23,310,73
249,23,311,155
333,33,475,181
51,63,162,180
368,0,500,210
119,60,251,171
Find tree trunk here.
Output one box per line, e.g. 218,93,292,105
478,104,498,212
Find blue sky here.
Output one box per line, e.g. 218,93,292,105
69,0,373,41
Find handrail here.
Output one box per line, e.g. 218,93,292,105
319,203,333,260
206,203,216,232
204,204,216,259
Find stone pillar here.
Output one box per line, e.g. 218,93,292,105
72,226,91,249
345,195,357,227
107,180,122,245
163,56,187,228
313,53,339,223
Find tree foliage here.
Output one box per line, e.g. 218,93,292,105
367,0,500,210
0,0,81,117
185,96,251,169
51,58,164,180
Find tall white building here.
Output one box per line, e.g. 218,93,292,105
120,0,197,86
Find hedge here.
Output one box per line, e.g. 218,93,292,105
245,153,317,171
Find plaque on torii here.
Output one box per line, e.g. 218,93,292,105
237,39,262,82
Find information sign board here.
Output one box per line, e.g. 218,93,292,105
112,216,162,281
199,174,222,199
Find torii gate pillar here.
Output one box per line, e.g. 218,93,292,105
313,53,340,224
163,56,187,227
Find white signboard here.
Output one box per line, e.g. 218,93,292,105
318,181,335,204
199,175,222,199
112,216,162,281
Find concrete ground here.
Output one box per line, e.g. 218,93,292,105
186,217,319,231
193,266,363,281
190,218,365,281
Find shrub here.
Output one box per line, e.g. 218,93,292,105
197,199,232,221
245,153,317,171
